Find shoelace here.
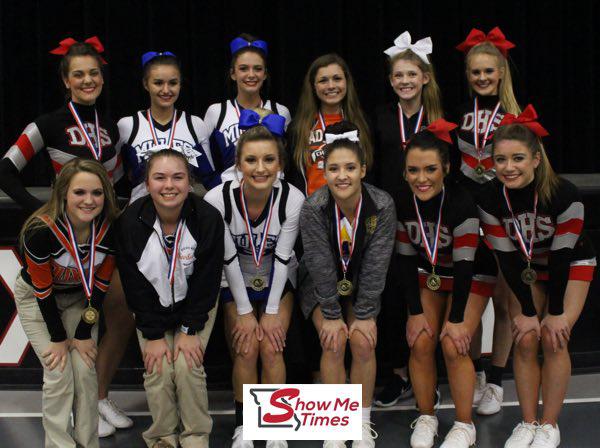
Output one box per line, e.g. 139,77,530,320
362,421,378,440
410,416,438,435
445,424,474,442
533,424,555,442
513,421,539,441
482,385,501,402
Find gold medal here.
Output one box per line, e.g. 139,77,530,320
250,276,266,291
426,273,441,291
475,164,486,176
365,215,377,234
82,306,99,324
337,278,353,296
521,267,537,285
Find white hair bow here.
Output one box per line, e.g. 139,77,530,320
324,130,360,144
383,31,432,65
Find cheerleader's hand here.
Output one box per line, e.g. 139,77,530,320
349,317,377,349
232,312,260,355
406,314,434,348
71,338,98,369
174,333,205,369
42,340,70,372
541,313,571,352
512,313,541,346
143,338,172,375
260,313,286,353
440,321,471,356
319,318,348,353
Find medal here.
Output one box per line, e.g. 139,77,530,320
398,104,424,150
239,181,275,291
68,101,103,160
147,108,177,150
472,98,501,178
335,196,363,297
502,186,539,286
475,164,486,177
82,306,99,324
413,188,445,291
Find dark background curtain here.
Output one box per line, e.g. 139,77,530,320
1,0,599,185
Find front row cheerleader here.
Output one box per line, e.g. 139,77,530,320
116,149,224,448
396,121,496,448
16,159,119,448
204,109,304,448
299,122,397,448
479,106,596,448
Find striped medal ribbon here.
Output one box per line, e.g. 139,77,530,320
413,187,445,290
147,109,177,149
68,101,103,160
398,104,424,149
473,98,501,177
334,195,362,296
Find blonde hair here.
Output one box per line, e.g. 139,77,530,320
466,42,521,115
290,54,373,172
388,50,443,121
19,159,119,248
235,108,286,170
492,124,559,205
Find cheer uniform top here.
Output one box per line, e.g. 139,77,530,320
203,99,291,189
118,110,213,202
373,102,428,195
115,193,223,340
204,178,303,315
0,103,122,212
395,181,494,323
299,183,396,320
20,215,116,342
478,178,596,316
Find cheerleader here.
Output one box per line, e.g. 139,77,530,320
203,34,291,188
479,106,596,448
118,51,212,202
299,121,396,448
0,36,132,436
454,27,522,414
372,31,444,408
15,158,119,448
287,54,373,196
397,121,494,448
204,109,304,448
116,149,223,448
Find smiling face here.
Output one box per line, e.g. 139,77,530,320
324,147,366,203
144,63,181,110
63,55,104,105
467,53,504,96
313,63,347,111
145,155,190,214
493,139,540,189
390,58,430,104
231,51,267,97
404,147,448,201
238,139,281,193
65,171,105,228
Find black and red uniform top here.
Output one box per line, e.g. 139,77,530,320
394,180,480,323
478,178,596,316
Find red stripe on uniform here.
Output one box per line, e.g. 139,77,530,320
463,152,494,169
51,160,63,174
418,273,453,292
556,218,584,236
569,265,595,282
454,233,479,248
15,134,36,161
470,279,495,297
396,230,410,243
481,222,506,237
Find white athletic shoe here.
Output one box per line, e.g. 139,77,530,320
266,440,288,448
477,383,504,415
410,414,438,448
473,371,486,406
98,398,134,429
98,414,116,438
530,423,560,448
323,441,346,448
351,421,378,447
440,421,476,448
504,421,539,448
232,425,254,448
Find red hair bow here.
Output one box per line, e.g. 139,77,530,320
49,36,107,63
426,119,458,144
498,104,549,137
456,27,515,57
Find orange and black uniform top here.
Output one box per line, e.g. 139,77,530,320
20,215,116,342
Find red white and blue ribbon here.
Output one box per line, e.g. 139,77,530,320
335,196,363,275
239,181,275,269
147,109,177,149
413,187,445,268
165,221,184,286
502,186,538,262
64,217,97,299
68,101,102,160
473,98,501,151
399,104,424,148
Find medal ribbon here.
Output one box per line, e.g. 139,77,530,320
68,101,102,160
233,99,263,119
147,109,177,148
164,221,184,286
334,196,363,275
239,181,275,269
412,187,445,268
502,186,538,263
473,98,501,155
64,217,96,299
398,104,424,148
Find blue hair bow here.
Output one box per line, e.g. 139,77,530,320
141,51,177,67
238,109,285,137
230,37,268,56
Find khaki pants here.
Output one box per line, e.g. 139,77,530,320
14,274,99,448
137,302,218,448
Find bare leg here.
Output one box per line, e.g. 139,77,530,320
260,293,294,384
312,306,347,385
